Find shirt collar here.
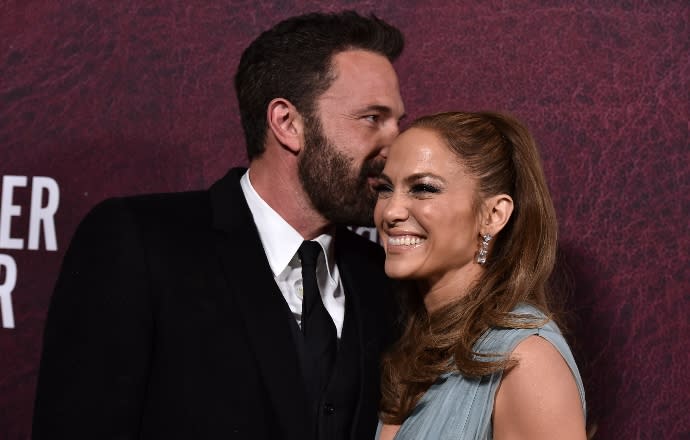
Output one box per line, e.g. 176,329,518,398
240,169,337,281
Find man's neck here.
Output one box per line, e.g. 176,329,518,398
248,161,333,240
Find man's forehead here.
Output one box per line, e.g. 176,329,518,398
320,49,404,114
329,49,397,81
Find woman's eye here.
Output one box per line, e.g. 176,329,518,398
410,183,440,194
373,183,393,196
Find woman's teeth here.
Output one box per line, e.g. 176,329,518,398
388,236,425,246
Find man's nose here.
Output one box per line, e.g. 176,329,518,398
379,121,400,159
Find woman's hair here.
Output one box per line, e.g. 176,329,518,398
379,111,559,424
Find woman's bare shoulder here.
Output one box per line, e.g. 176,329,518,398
492,335,586,440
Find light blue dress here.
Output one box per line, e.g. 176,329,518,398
376,304,586,439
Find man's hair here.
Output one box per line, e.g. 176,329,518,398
234,11,404,160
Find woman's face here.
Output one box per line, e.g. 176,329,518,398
374,127,483,288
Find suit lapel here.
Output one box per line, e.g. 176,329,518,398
335,227,389,352
210,169,306,439
335,228,390,439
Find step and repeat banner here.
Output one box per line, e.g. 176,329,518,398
1,1,687,438
1,176,59,329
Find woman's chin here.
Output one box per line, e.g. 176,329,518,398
384,264,417,280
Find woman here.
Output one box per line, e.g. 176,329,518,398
374,112,586,439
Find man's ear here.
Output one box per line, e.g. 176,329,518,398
266,98,303,154
481,194,514,236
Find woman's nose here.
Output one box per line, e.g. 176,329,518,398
381,192,408,226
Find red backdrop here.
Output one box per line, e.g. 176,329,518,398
1,1,688,438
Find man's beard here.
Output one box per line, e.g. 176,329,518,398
298,118,384,226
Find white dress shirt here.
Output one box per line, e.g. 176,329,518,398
240,170,346,338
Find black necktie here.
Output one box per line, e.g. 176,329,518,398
298,241,337,403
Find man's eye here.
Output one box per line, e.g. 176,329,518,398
364,115,379,123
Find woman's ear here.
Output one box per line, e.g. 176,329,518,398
481,194,514,236
266,98,304,154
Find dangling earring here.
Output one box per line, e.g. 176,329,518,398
476,234,492,264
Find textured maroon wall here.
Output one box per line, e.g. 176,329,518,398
1,1,688,438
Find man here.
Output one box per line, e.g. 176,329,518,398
32,11,405,440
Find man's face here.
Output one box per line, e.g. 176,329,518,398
298,49,405,226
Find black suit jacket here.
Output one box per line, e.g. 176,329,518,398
33,168,395,439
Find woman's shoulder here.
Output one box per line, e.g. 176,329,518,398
487,303,587,438
493,334,587,438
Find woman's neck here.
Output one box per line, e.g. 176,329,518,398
418,264,484,312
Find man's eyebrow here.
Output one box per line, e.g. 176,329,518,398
360,105,392,114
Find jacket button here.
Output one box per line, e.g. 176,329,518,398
323,403,335,415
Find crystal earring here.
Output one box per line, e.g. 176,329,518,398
476,234,492,264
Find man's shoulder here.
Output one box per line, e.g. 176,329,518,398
66,191,212,250
85,168,248,225
336,226,383,257
90,189,211,222
335,226,386,280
